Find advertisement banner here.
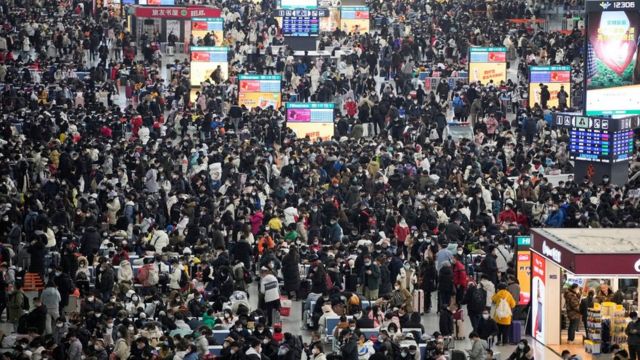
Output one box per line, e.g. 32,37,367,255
517,251,532,305
341,6,369,33
516,235,531,305
529,65,571,108
190,46,228,86
531,252,546,342
134,6,221,19
320,7,340,32
586,9,640,115
191,18,224,45
238,74,282,109
286,102,335,140
468,47,507,85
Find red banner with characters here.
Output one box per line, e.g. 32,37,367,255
134,6,221,19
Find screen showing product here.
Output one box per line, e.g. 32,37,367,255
532,252,546,342
468,47,507,85
190,47,228,87
341,6,369,33
238,74,282,109
612,129,635,162
138,0,175,5
569,128,610,162
320,7,340,31
529,65,572,108
586,8,640,115
191,18,224,45
279,0,317,9
286,102,335,140
282,13,320,36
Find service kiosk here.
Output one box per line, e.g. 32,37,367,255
531,228,640,356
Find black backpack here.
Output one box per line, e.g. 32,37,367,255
179,270,189,288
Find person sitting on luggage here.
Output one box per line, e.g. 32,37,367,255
507,339,533,360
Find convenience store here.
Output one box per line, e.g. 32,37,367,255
530,228,640,356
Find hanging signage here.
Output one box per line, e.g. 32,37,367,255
134,5,221,18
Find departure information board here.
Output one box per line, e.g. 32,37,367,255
612,130,635,162
569,129,610,162
282,14,319,36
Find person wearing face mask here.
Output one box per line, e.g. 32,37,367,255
359,255,380,301
52,316,68,345
507,339,533,360
245,339,263,360
309,343,326,360
476,309,498,347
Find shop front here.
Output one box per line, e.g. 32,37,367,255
130,5,221,44
531,228,640,357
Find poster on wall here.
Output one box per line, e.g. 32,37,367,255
189,46,229,87
286,102,335,140
238,74,282,109
528,65,571,108
166,19,181,40
586,6,640,115
468,47,507,85
532,252,546,342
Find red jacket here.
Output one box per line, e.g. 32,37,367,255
344,100,358,117
453,261,468,289
498,209,517,224
394,224,410,244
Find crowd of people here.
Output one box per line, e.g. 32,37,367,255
0,0,639,359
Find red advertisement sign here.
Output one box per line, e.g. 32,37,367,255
134,6,221,19
488,51,506,63
550,71,571,83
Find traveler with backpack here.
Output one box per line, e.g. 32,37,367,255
492,283,516,346
464,281,486,333
259,266,280,326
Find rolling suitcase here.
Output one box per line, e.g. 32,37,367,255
511,320,524,344
413,289,425,315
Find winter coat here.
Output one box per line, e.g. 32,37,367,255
491,289,516,325
564,289,581,320
282,251,301,293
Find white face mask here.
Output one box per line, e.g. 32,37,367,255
482,314,489,319
518,344,524,350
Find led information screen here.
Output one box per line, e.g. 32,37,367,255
555,112,637,164
570,128,610,162
238,74,282,109
190,46,228,86
341,6,369,33
529,65,571,108
282,11,320,36
138,0,175,5
279,0,318,9
468,47,507,85
191,18,224,45
586,1,640,116
612,130,635,162
286,102,335,140
319,0,340,31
